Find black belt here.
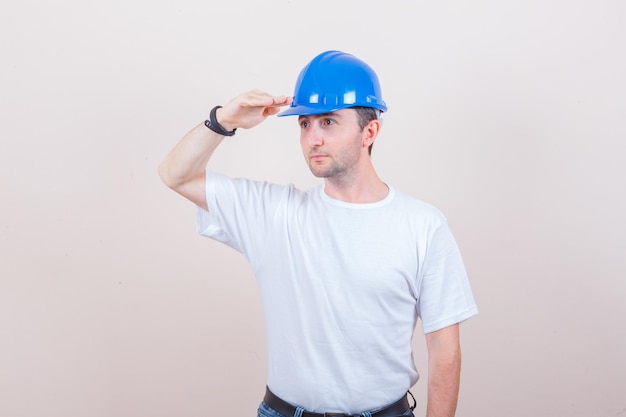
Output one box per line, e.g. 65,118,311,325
263,387,414,417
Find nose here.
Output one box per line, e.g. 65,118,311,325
302,124,324,148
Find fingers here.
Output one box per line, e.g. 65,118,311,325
218,89,292,130
265,95,293,117
242,89,292,109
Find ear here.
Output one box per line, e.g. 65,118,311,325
362,119,381,149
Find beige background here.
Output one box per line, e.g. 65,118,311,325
1,1,625,416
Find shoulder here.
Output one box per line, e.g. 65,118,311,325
389,186,448,225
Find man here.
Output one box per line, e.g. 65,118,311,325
158,50,478,417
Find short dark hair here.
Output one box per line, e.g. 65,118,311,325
352,106,381,155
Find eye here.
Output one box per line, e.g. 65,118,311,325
299,119,310,129
322,118,335,127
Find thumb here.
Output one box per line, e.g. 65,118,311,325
264,106,282,116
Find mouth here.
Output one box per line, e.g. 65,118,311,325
310,154,328,162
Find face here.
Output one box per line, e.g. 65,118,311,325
298,109,368,180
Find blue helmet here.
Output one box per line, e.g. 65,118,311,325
278,50,387,117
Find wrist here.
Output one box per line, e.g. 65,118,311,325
204,105,237,136
214,107,237,132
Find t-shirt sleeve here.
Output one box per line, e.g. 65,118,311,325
195,171,290,258
416,220,478,333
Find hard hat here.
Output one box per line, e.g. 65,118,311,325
278,50,387,117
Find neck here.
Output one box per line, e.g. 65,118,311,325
323,169,389,203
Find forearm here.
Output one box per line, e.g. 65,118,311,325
158,92,289,188
425,325,461,417
158,122,225,189
158,91,291,208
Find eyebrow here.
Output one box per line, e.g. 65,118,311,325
298,112,342,121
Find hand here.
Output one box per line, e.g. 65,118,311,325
215,89,292,131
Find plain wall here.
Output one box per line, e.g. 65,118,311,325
1,1,625,416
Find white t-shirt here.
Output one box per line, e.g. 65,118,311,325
196,171,478,414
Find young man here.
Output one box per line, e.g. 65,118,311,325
158,50,478,417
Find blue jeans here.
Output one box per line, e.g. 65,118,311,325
257,401,415,417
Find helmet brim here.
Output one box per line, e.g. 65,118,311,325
277,104,342,117
278,103,387,118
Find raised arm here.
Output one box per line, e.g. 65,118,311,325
425,323,462,417
157,90,292,210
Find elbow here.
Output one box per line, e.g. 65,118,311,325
157,161,178,190
157,163,171,188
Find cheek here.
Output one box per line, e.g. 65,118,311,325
299,134,307,151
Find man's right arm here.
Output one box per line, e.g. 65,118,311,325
158,121,225,210
157,90,292,210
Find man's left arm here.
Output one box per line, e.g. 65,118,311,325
424,323,461,417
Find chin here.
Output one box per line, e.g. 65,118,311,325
308,163,339,179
